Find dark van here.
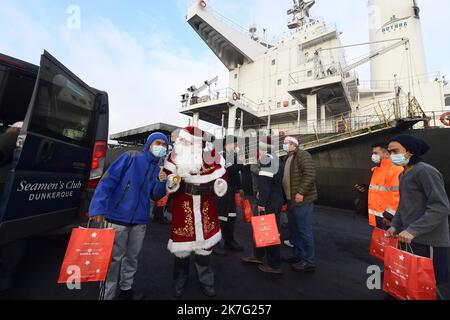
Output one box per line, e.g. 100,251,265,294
0,51,109,289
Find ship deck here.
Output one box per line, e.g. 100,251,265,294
4,205,449,300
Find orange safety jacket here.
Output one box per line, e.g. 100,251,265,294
368,158,404,227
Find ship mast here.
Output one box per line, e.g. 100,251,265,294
287,0,316,29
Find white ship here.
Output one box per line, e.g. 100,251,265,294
179,0,450,208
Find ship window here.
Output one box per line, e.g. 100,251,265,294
277,79,282,85
307,70,313,77
234,74,238,79
292,99,296,105
272,59,276,65
277,102,281,108
445,97,450,106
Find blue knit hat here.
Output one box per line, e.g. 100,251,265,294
390,134,430,156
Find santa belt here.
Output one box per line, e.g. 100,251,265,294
182,183,214,196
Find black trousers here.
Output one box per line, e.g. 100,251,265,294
253,208,282,269
410,242,450,285
152,206,165,221
218,188,238,243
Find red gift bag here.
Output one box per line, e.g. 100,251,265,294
243,199,253,223
235,193,243,207
383,245,437,300
251,214,281,248
58,227,116,284
370,228,399,261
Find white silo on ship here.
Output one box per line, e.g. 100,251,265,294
368,0,428,88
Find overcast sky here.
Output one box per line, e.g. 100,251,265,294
1,0,449,135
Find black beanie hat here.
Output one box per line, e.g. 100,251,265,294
390,134,431,156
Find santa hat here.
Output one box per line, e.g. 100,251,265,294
178,126,205,144
285,136,299,146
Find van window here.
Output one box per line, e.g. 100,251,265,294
27,60,95,147
0,67,35,127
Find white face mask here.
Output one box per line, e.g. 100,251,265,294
371,154,381,164
391,153,410,167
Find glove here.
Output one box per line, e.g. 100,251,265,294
166,174,181,194
214,178,228,198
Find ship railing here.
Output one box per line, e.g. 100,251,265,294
275,96,421,146
422,110,450,128
195,0,277,47
183,87,262,113
288,61,344,85
358,72,443,90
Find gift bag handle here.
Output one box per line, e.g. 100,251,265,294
398,241,415,255
87,218,108,230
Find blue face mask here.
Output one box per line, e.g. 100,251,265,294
283,144,290,153
151,145,167,158
391,153,410,166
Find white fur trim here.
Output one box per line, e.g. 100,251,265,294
168,231,222,254
173,251,191,259
195,249,213,256
183,155,226,185
228,213,237,218
164,158,177,173
219,216,228,222
193,195,204,242
179,128,203,143
214,178,228,197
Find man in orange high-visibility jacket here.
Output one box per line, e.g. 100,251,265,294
368,142,404,229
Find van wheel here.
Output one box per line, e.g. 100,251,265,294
0,240,26,291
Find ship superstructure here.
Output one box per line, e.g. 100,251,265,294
180,0,450,147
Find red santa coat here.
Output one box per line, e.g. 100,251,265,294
164,149,226,254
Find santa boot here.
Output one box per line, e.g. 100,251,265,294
173,257,190,298
195,254,216,298
224,217,244,252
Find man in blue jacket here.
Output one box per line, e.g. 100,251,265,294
89,132,169,300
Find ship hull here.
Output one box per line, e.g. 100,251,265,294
308,127,450,210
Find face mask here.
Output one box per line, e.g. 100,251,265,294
371,154,381,164
151,145,167,158
283,144,290,153
391,153,410,166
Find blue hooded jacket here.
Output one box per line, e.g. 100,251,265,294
89,133,169,225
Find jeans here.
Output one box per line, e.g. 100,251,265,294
102,223,147,300
287,202,316,266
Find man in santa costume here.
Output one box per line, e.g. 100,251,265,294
164,126,227,298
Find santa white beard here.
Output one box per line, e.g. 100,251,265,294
173,140,204,177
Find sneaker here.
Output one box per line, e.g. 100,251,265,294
284,240,294,248
258,264,283,274
241,256,263,265
292,262,316,273
200,284,217,298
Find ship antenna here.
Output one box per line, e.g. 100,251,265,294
287,0,316,29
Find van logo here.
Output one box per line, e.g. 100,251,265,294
16,179,83,201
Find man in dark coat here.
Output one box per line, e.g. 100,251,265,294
241,137,285,274
216,135,245,253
